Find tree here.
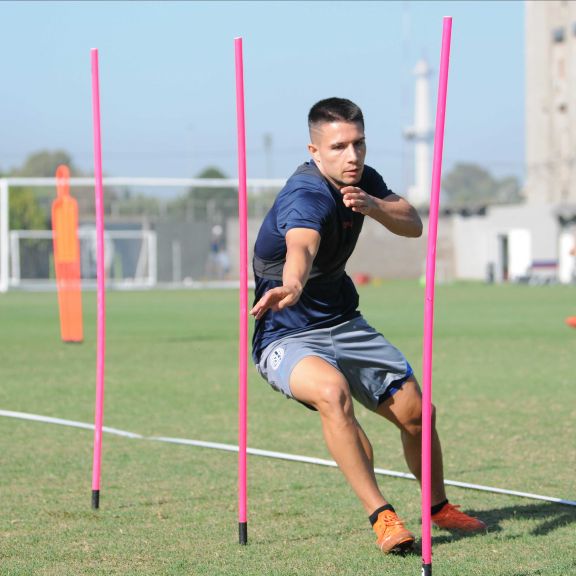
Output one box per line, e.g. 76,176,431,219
442,162,523,207
14,150,77,177
9,188,47,229
8,150,80,229
7,149,129,224
496,176,522,204
442,163,498,206
110,187,162,218
167,166,237,221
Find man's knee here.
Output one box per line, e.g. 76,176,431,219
317,382,352,412
401,403,437,437
290,358,353,415
314,380,354,417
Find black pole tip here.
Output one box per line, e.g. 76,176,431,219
92,489,100,509
239,522,247,545
422,563,432,576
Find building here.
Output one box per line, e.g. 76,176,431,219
344,2,576,285
447,1,576,284
525,0,576,205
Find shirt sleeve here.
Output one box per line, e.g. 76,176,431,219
276,188,334,237
362,166,394,200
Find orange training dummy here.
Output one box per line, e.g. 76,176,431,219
51,165,83,342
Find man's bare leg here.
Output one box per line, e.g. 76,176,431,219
290,357,417,551
376,376,447,506
290,356,386,514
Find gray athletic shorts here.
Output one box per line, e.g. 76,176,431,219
256,316,413,411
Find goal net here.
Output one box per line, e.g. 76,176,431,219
9,228,156,290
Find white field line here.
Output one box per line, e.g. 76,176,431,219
2,408,575,507
0,409,143,439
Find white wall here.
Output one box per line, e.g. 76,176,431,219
453,203,560,281
452,215,490,280
559,228,576,283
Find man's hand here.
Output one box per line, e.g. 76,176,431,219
341,186,377,215
342,189,422,238
250,284,302,320
251,227,320,321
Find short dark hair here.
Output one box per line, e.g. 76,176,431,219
308,98,364,132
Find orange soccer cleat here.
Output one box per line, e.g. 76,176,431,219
431,503,486,533
373,509,415,553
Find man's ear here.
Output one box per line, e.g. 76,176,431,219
308,143,320,163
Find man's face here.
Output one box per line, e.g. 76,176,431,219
308,121,366,189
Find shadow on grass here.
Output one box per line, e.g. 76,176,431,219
432,502,576,545
239,502,575,553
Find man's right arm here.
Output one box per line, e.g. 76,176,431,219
250,228,320,320
341,187,422,238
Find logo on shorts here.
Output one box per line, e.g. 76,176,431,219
270,347,285,370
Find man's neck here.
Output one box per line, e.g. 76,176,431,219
310,159,345,191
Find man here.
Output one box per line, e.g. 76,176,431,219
250,97,485,553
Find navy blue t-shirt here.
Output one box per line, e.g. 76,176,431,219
252,160,393,362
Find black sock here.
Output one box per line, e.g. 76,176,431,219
431,499,449,516
369,504,395,526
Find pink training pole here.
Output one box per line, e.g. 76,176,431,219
90,48,107,510
234,37,249,545
422,17,452,576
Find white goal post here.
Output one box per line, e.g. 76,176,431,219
0,176,285,293
9,228,157,290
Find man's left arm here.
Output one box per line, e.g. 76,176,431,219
341,186,422,238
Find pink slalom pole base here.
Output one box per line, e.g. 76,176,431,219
422,562,432,575
239,521,247,545
92,489,100,509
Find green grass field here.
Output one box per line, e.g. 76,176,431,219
1,282,575,575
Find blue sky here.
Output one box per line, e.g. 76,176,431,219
0,1,524,193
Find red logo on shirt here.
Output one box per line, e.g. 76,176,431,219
343,221,353,229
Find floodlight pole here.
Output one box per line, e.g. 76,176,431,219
422,17,452,576
234,36,249,546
